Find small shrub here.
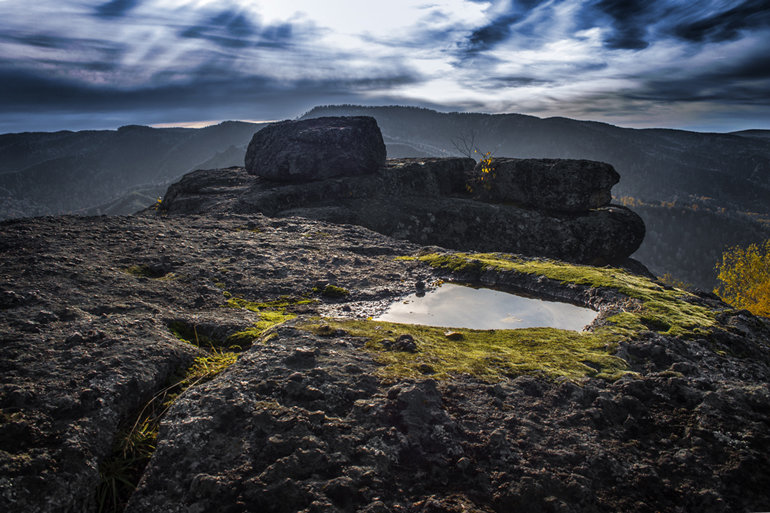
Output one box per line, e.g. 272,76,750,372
715,239,770,317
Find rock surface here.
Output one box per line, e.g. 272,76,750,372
471,158,619,212
244,117,386,182
158,161,644,265
0,214,430,513
2,213,770,512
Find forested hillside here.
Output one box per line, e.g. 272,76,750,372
0,122,262,218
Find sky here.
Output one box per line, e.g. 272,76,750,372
1,0,769,133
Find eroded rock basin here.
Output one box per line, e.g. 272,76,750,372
375,283,598,331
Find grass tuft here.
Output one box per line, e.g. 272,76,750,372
96,348,237,512
313,284,350,298
225,295,313,344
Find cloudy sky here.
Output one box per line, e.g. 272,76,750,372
1,0,769,133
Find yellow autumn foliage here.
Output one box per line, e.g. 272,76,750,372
714,239,770,317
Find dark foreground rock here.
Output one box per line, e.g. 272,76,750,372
471,158,619,212
245,116,386,182
159,162,644,265
0,214,430,513
2,214,770,513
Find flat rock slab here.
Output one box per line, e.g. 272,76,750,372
472,158,620,212
1,214,770,512
245,117,386,182
0,214,429,513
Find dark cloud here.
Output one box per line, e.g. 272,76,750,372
671,0,770,43
0,32,126,61
180,9,299,49
181,10,260,49
591,0,656,50
0,64,422,118
464,13,519,53
618,51,770,105
460,0,553,55
94,0,142,19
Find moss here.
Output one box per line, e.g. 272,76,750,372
313,284,350,298
225,295,314,344
124,264,174,280
123,264,156,278
294,252,726,383
301,318,628,382
302,230,331,239
225,296,313,312
416,252,718,339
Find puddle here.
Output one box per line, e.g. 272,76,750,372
375,283,597,331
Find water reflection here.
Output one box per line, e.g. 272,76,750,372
375,283,596,331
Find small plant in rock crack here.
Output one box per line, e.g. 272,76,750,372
466,149,496,193
96,347,238,512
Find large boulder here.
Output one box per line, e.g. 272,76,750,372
244,116,386,182
471,158,620,212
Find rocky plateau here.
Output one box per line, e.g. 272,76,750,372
1,117,769,513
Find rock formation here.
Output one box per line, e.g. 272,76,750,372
245,116,386,182
470,158,619,212
162,117,645,265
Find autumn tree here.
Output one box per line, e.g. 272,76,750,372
714,239,770,317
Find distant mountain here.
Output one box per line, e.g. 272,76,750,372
0,121,263,219
731,129,770,141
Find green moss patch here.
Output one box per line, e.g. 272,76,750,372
302,318,628,382
225,296,313,345
123,264,169,279
313,284,350,298
299,252,726,383
416,252,718,339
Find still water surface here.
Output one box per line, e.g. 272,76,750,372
375,283,597,331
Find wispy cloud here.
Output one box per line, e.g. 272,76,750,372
0,0,768,132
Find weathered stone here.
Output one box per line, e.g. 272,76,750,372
244,116,386,182
471,158,620,212
2,215,770,513
158,161,643,264
0,214,431,513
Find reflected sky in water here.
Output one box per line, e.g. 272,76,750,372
376,283,597,331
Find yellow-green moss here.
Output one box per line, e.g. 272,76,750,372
293,252,726,383
416,252,718,339
123,264,155,278
313,284,350,298
225,296,314,344
301,318,628,382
